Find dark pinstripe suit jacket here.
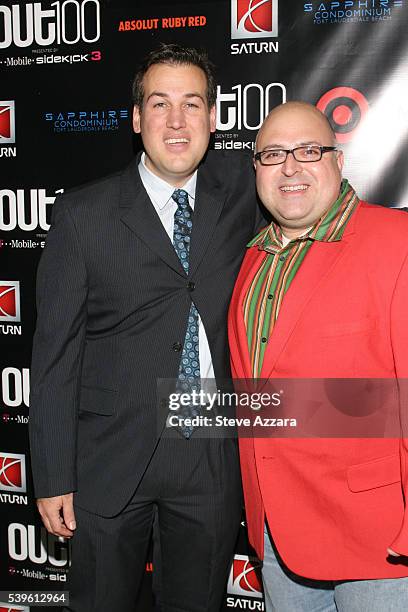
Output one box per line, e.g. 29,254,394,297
29,150,262,516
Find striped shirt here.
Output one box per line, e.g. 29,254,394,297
243,180,359,376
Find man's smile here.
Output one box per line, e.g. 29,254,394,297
164,137,190,144
279,184,309,193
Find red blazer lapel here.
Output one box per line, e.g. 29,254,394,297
228,248,264,379
230,204,361,381
259,239,349,379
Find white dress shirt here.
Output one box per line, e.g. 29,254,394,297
138,153,215,380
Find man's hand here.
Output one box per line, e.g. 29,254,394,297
36,493,76,538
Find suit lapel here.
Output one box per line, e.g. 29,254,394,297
230,242,349,381
260,239,349,379
119,155,227,278
229,249,261,379
188,157,227,277
119,158,185,276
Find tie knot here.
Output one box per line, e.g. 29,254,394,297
172,189,189,206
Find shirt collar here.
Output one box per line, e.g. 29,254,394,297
139,152,197,210
248,179,359,253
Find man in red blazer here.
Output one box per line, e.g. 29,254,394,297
228,101,408,610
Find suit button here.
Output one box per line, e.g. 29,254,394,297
172,342,182,352
187,281,195,291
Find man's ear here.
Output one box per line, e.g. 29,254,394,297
132,105,141,134
209,105,216,133
336,149,344,173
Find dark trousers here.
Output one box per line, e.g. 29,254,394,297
65,437,242,612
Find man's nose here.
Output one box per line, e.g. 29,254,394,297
166,106,186,129
281,151,302,176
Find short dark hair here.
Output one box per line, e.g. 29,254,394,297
132,43,217,109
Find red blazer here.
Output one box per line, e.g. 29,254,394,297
228,201,408,580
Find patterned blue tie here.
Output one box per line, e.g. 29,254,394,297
172,189,201,438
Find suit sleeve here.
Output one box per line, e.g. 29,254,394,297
389,248,408,555
29,196,88,498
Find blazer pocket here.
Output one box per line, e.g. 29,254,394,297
320,317,377,337
79,386,117,416
347,453,401,492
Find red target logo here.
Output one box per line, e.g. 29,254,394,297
316,87,369,143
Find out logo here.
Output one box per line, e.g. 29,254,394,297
316,87,369,143
0,1,100,49
8,523,70,567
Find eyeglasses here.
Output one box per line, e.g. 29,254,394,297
254,146,337,166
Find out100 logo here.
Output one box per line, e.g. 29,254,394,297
0,1,100,49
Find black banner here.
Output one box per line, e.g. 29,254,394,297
2,1,407,609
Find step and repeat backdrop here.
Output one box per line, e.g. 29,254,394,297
1,0,408,609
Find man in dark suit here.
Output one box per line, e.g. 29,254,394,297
29,44,262,611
